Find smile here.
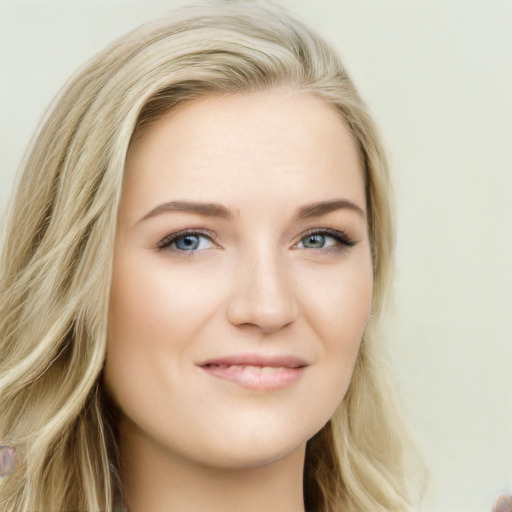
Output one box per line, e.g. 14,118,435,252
199,354,308,390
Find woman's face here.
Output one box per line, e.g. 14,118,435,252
105,91,373,470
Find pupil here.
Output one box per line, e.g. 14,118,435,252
306,234,324,248
177,235,199,250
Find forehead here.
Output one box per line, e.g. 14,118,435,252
123,91,364,221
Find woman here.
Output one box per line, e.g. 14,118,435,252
0,2,422,510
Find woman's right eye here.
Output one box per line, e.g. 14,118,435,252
157,231,217,252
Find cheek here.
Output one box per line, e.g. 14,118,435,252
274,251,373,443
108,250,215,342
304,248,373,343
302,249,373,398
104,251,215,404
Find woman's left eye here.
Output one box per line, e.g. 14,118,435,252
157,230,217,252
295,229,355,251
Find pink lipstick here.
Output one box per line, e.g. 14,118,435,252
199,353,308,390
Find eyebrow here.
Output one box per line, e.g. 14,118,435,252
296,199,366,219
137,198,366,224
137,201,237,223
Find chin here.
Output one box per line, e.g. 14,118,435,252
194,437,308,471
180,416,327,471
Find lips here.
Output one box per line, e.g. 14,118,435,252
198,353,308,390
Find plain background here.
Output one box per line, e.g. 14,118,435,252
1,1,511,511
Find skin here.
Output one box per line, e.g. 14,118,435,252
105,90,373,512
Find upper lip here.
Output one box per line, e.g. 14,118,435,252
198,353,309,368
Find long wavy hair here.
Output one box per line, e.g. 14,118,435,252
0,2,423,510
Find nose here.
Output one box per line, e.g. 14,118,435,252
226,247,299,335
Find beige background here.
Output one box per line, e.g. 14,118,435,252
1,1,511,511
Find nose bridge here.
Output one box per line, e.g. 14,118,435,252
226,242,299,333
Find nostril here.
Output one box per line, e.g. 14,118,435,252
225,256,299,333
226,294,298,333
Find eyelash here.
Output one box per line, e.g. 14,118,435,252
157,228,218,251
156,227,356,253
298,227,356,253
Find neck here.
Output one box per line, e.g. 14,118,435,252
119,422,306,512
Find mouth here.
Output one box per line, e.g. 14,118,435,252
198,354,308,390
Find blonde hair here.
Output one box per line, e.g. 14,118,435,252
1,2,422,510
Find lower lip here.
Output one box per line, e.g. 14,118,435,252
200,364,306,390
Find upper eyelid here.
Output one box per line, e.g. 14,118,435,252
298,227,352,239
